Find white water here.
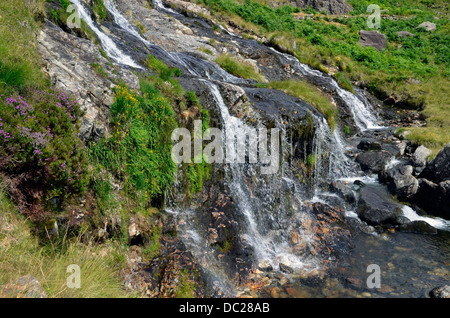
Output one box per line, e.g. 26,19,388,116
70,0,142,69
402,206,450,231
203,80,320,272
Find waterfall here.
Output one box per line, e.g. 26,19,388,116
69,0,142,69
203,80,321,272
268,48,384,131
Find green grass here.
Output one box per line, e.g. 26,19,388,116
0,187,132,298
215,53,266,82
265,80,337,130
0,0,48,92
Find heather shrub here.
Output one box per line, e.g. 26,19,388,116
0,88,89,218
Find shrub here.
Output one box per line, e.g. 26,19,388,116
0,88,89,219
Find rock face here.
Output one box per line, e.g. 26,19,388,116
358,30,387,52
412,145,432,167
288,0,352,14
37,22,139,141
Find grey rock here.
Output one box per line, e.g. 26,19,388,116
417,21,436,32
396,31,415,37
287,0,352,15
355,151,391,173
412,145,432,167
358,30,387,52
37,22,139,142
357,185,403,226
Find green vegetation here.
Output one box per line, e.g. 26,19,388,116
198,46,214,55
0,0,48,92
264,80,337,130
88,81,177,204
0,188,131,298
92,0,108,21
216,53,266,82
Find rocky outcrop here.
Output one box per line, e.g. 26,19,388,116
420,143,450,183
379,163,419,200
287,0,352,15
37,22,139,141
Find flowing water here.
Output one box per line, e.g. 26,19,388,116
71,0,449,297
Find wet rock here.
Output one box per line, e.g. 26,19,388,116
358,30,387,52
357,140,382,151
420,143,450,183
411,179,450,218
0,275,47,298
258,260,273,272
379,163,419,199
412,145,432,167
430,285,450,298
356,186,403,226
399,220,437,235
417,22,436,32
355,151,391,173
330,181,357,204
279,263,294,274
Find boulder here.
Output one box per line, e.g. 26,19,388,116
412,145,432,167
355,151,391,173
356,186,403,226
358,30,387,52
430,286,450,298
420,143,450,183
417,22,436,32
411,179,450,218
378,163,418,199
398,220,437,235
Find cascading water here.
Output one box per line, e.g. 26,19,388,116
69,0,142,69
103,0,248,83
268,48,383,131
202,80,321,272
